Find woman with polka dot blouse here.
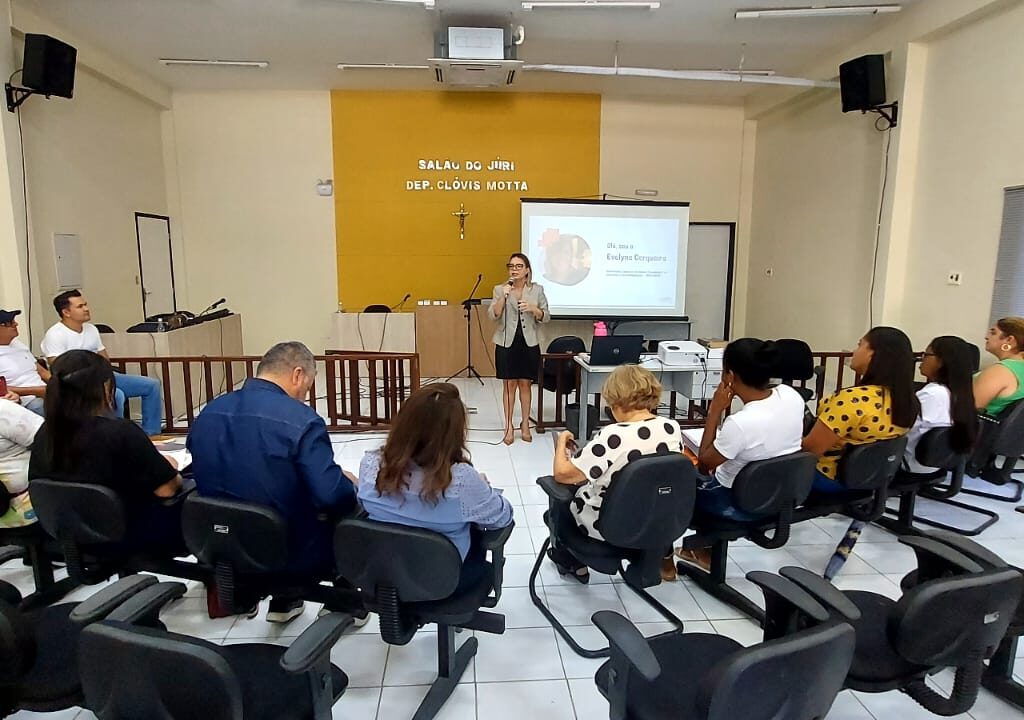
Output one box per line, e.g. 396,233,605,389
802,326,920,492
547,365,681,583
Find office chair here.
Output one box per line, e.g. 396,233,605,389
0,575,159,717
592,570,856,720
362,304,391,313
781,535,1023,716
530,454,696,658
334,517,512,720
79,581,353,719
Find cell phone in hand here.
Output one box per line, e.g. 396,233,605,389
0,376,7,396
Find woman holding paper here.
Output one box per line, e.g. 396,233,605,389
489,253,550,445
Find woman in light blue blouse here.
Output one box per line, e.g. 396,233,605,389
358,383,513,591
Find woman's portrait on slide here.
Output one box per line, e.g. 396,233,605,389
540,229,592,286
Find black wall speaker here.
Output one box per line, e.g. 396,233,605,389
22,34,77,99
839,54,886,113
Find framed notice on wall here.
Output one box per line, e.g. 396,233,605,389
53,233,83,290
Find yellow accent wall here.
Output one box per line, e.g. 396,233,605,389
331,91,600,310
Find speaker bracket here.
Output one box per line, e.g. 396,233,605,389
867,101,898,129
4,83,42,113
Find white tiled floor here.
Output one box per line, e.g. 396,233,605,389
5,377,1024,719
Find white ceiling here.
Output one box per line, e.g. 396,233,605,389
23,0,917,99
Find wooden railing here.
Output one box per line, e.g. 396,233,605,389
109,351,420,435
533,350,879,433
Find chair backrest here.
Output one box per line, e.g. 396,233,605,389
772,339,814,383
731,452,818,515
698,620,855,720
362,304,391,313
94,323,115,334
595,454,696,549
334,518,462,603
181,494,290,575
991,400,1024,457
835,436,908,491
892,567,1023,668
915,427,967,471
546,335,586,355
80,621,243,720
543,336,585,391
29,479,127,545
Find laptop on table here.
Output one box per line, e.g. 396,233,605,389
589,335,644,366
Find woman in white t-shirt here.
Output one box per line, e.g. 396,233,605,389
549,364,682,583
904,336,978,474
676,339,805,572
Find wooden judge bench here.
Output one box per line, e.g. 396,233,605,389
331,304,496,378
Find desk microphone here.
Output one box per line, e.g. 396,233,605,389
391,293,411,311
198,297,226,316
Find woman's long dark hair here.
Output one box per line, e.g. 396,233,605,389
929,336,979,453
859,327,920,429
43,350,116,472
375,383,471,504
723,338,779,390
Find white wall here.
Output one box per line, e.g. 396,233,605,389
165,91,338,354
745,90,884,350
17,48,168,346
898,1,1024,348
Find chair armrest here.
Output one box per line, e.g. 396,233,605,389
916,529,1009,569
777,567,861,623
480,522,515,552
280,612,354,675
899,536,983,582
592,610,661,682
159,484,195,508
536,475,577,504
0,546,24,566
70,574,160,625
747,570,832,642
103,581,188,624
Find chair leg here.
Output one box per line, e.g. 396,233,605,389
619,568,684,634
307,657,338,720
528,536,610,659
675,539,766,625
982,635,1024,710
412,625,477,720
878,491,1000,537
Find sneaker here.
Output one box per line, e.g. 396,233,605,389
660,555,678,582
675,547,712,573
266,598,305,623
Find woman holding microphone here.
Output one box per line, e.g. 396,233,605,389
489,253,550,445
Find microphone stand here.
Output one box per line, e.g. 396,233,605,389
447,273,484,385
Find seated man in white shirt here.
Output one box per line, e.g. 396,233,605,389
41,290,163,436
0,309,48,415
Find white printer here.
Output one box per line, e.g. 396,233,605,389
656,340,707,368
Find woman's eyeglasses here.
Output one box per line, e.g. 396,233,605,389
506,263,526,270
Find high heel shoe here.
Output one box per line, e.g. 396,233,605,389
503,426,515,445
521,421,533,443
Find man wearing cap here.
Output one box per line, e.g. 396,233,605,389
0,310,48,415
41,290,163,435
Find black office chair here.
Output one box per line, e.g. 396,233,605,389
94,324,115,334
542,335,585,393
592,570,856,720
773,338,820,403
880,426,996,536
530,454,696,658
362,304,391,313
182,494,362,616
676,452,818,622
802,435,908,522
29,479,207,587
0,574,160,717
334,517,512,720
780,535,1023,716
894,529,1024,710
961,399,1024,498
79,580,351,720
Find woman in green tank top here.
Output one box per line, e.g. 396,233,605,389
975,316,1024,416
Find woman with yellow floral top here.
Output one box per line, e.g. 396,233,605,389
802,326,920,492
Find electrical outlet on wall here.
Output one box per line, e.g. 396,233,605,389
947,271,963,286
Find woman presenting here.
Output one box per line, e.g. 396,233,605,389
489,253,550,445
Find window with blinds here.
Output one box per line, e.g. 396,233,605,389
990,186,1024,323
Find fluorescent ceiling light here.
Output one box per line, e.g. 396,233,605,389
524,63,839,88
351,0,434,6
159,58,269,68
337,63,430,70
735,5,901,19
523,1,660,10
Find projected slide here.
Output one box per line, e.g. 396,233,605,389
521,199,690,318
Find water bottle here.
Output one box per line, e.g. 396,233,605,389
593,321,608,337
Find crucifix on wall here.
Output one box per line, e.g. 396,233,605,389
451,203,471,241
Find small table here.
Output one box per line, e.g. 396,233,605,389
572,354,703,440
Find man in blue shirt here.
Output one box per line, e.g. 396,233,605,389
189,341,360,623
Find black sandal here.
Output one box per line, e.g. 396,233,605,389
546,546,590,584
